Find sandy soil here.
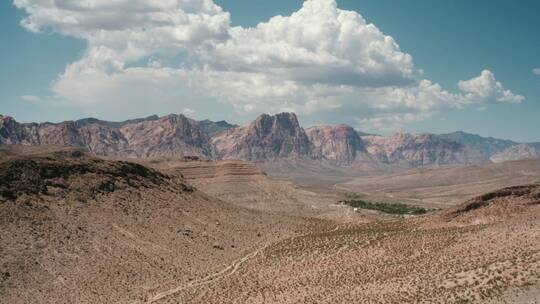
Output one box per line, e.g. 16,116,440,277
146,159,369,224
0,149,323,303
151,187,540,303
336,159,540,209
1,147,540,303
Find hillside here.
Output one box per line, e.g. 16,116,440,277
152,184,540,304
0,147,316,303
147,159,351,221
1,147,539,303
442,184,540,226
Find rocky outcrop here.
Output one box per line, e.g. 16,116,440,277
212,113,313,161
306,125,366,166
361,133,489,167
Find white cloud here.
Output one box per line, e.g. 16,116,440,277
13,0,525,131
21,95,41,102
208,0,417,87
14,0,231,75
533,68,540,76
458,70,524,104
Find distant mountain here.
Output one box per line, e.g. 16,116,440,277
119,114,214,158
197,119,238,137
439,131,540,162
528,142,540,150
361,133,489,167
439,131,516,157
212,113,313,161
306,125,368,166
490,144,540,163
74,115,160,128
0,114,214,158
1,113,538,168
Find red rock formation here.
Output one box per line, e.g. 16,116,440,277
213,113,313,161
306,125,366,166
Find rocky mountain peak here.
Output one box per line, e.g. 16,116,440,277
251,112,302,137
306,124,366,165
212,112,312,161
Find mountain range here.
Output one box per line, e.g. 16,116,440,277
1,113,538,168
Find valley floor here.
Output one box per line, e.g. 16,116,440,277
1,148,540,303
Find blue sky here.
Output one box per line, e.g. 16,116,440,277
1,0,539,142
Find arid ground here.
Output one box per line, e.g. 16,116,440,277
1,146,539,303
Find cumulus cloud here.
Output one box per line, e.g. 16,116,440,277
458,70,524,103
208,0,417,87
13,0,525,131
533,68,540,76
14,0,231,75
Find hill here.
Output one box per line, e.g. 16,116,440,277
442,184,540,225
1,146,539,303
153,183,540,303
0,147,316,303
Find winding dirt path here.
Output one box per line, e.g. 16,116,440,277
146,243,270,303
145,226,340,303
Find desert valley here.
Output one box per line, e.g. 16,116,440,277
1,113,539,303
2,0,540,302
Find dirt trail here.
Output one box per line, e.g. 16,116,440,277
144,226,340,303
145,243,270,303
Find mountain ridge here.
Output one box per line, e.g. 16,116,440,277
1,113,538,168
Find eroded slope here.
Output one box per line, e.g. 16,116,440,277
0,148,315,304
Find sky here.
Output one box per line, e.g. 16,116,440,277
1,0,539,142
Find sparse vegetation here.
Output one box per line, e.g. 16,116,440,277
340,197,434,215
3,146,539,304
